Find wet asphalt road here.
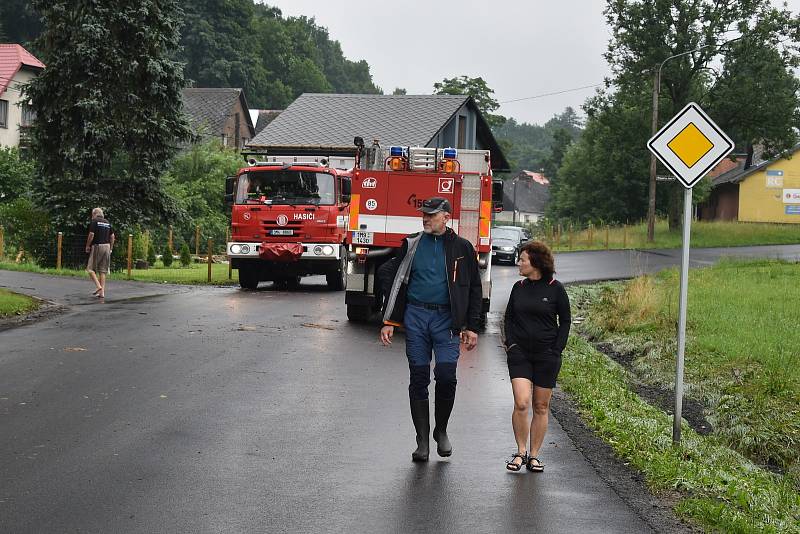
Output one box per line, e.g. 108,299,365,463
1,244,799,533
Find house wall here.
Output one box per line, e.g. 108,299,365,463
701,182,739,221
738,157,800,224
220,97,254,149
427,103,477,150
0,70,36,148
494,211,544,224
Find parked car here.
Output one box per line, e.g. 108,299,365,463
491,226,530,264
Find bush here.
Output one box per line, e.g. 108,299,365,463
162,245,173,267
180,243,191,267
147,243,157,266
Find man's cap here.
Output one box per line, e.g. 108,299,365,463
418,197,452,214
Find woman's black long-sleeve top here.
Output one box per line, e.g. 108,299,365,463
503,277,571,356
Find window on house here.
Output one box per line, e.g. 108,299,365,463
0,100,8,129
21,103,36,127
457,115,467,149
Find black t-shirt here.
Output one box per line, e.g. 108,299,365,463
88,218,113,245
504,277,571,356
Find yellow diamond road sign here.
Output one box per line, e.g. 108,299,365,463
648,102,733,188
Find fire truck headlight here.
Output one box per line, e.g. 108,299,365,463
313,246,323,255
240,244,250,254
322,245,334,256
230,244,242,254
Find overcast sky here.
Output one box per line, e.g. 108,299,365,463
264,0,800,126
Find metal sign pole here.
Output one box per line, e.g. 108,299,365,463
673,186,693,444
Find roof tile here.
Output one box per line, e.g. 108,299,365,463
0,44,45,96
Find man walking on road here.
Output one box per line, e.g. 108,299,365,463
379,197,482,462
85,208,115,298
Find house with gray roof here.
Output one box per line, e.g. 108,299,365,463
247,93,510,171
495,171,550,224
181,88,255,149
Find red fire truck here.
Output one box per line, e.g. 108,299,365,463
225,154,353,290
344,139,501,327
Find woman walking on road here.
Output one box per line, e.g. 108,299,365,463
503,241,570,472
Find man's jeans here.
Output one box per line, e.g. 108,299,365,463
404,303,460,366
404,303,459,401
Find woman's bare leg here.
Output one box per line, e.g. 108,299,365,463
510,378,532,466
529,385,553,458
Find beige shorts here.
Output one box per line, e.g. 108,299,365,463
87,244,111,274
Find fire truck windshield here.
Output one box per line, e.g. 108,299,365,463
236,170,335,205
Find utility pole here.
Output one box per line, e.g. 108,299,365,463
647,69,659,242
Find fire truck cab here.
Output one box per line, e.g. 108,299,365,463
226,154,353,290
344,140,496,328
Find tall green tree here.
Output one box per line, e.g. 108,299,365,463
434,76,506,128
585,0,800,228
709,37,800,160
26,0,191,238
548,90,654,224
0,0,41,48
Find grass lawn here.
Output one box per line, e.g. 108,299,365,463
0,261,239,285
566,259,800,529
559,336,800,532
540,220,800,252
0,288,39,317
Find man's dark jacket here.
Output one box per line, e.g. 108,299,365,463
378,228,482,332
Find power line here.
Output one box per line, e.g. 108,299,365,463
499,83,604,104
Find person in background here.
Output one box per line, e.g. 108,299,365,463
503,241,570,472
85,207,115,298
379,197,482,462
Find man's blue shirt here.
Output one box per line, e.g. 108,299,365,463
407,232,449,305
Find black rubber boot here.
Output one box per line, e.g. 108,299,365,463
409,399,430,462
433,390,455,457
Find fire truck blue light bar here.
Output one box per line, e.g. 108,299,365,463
443,148,457,159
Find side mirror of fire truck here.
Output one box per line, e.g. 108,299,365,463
225,176,237,206
340,178,352,205
492,179,504,212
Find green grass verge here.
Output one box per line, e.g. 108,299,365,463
559,335,800,532
543,220,800,252
0,261,239,286
0,288,39,317
579,259,800,472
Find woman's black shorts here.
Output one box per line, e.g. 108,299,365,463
506,345,562,389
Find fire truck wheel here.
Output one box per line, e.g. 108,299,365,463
238,266,260,290
286,276,301,290
346,304,370,322
326,253,347,291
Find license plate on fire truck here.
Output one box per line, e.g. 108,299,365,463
352,231,373,244
270,229,294,236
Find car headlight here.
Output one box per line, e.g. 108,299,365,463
230,244,242,254
501,246,514,252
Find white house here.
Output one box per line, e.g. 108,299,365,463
0,44,45,148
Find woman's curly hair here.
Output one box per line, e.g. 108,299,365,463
520,240,555,278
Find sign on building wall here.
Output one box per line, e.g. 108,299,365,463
766,170,784,188
782,189,800,204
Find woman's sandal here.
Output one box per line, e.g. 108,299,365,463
526,456,544,472
506,451,527,472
